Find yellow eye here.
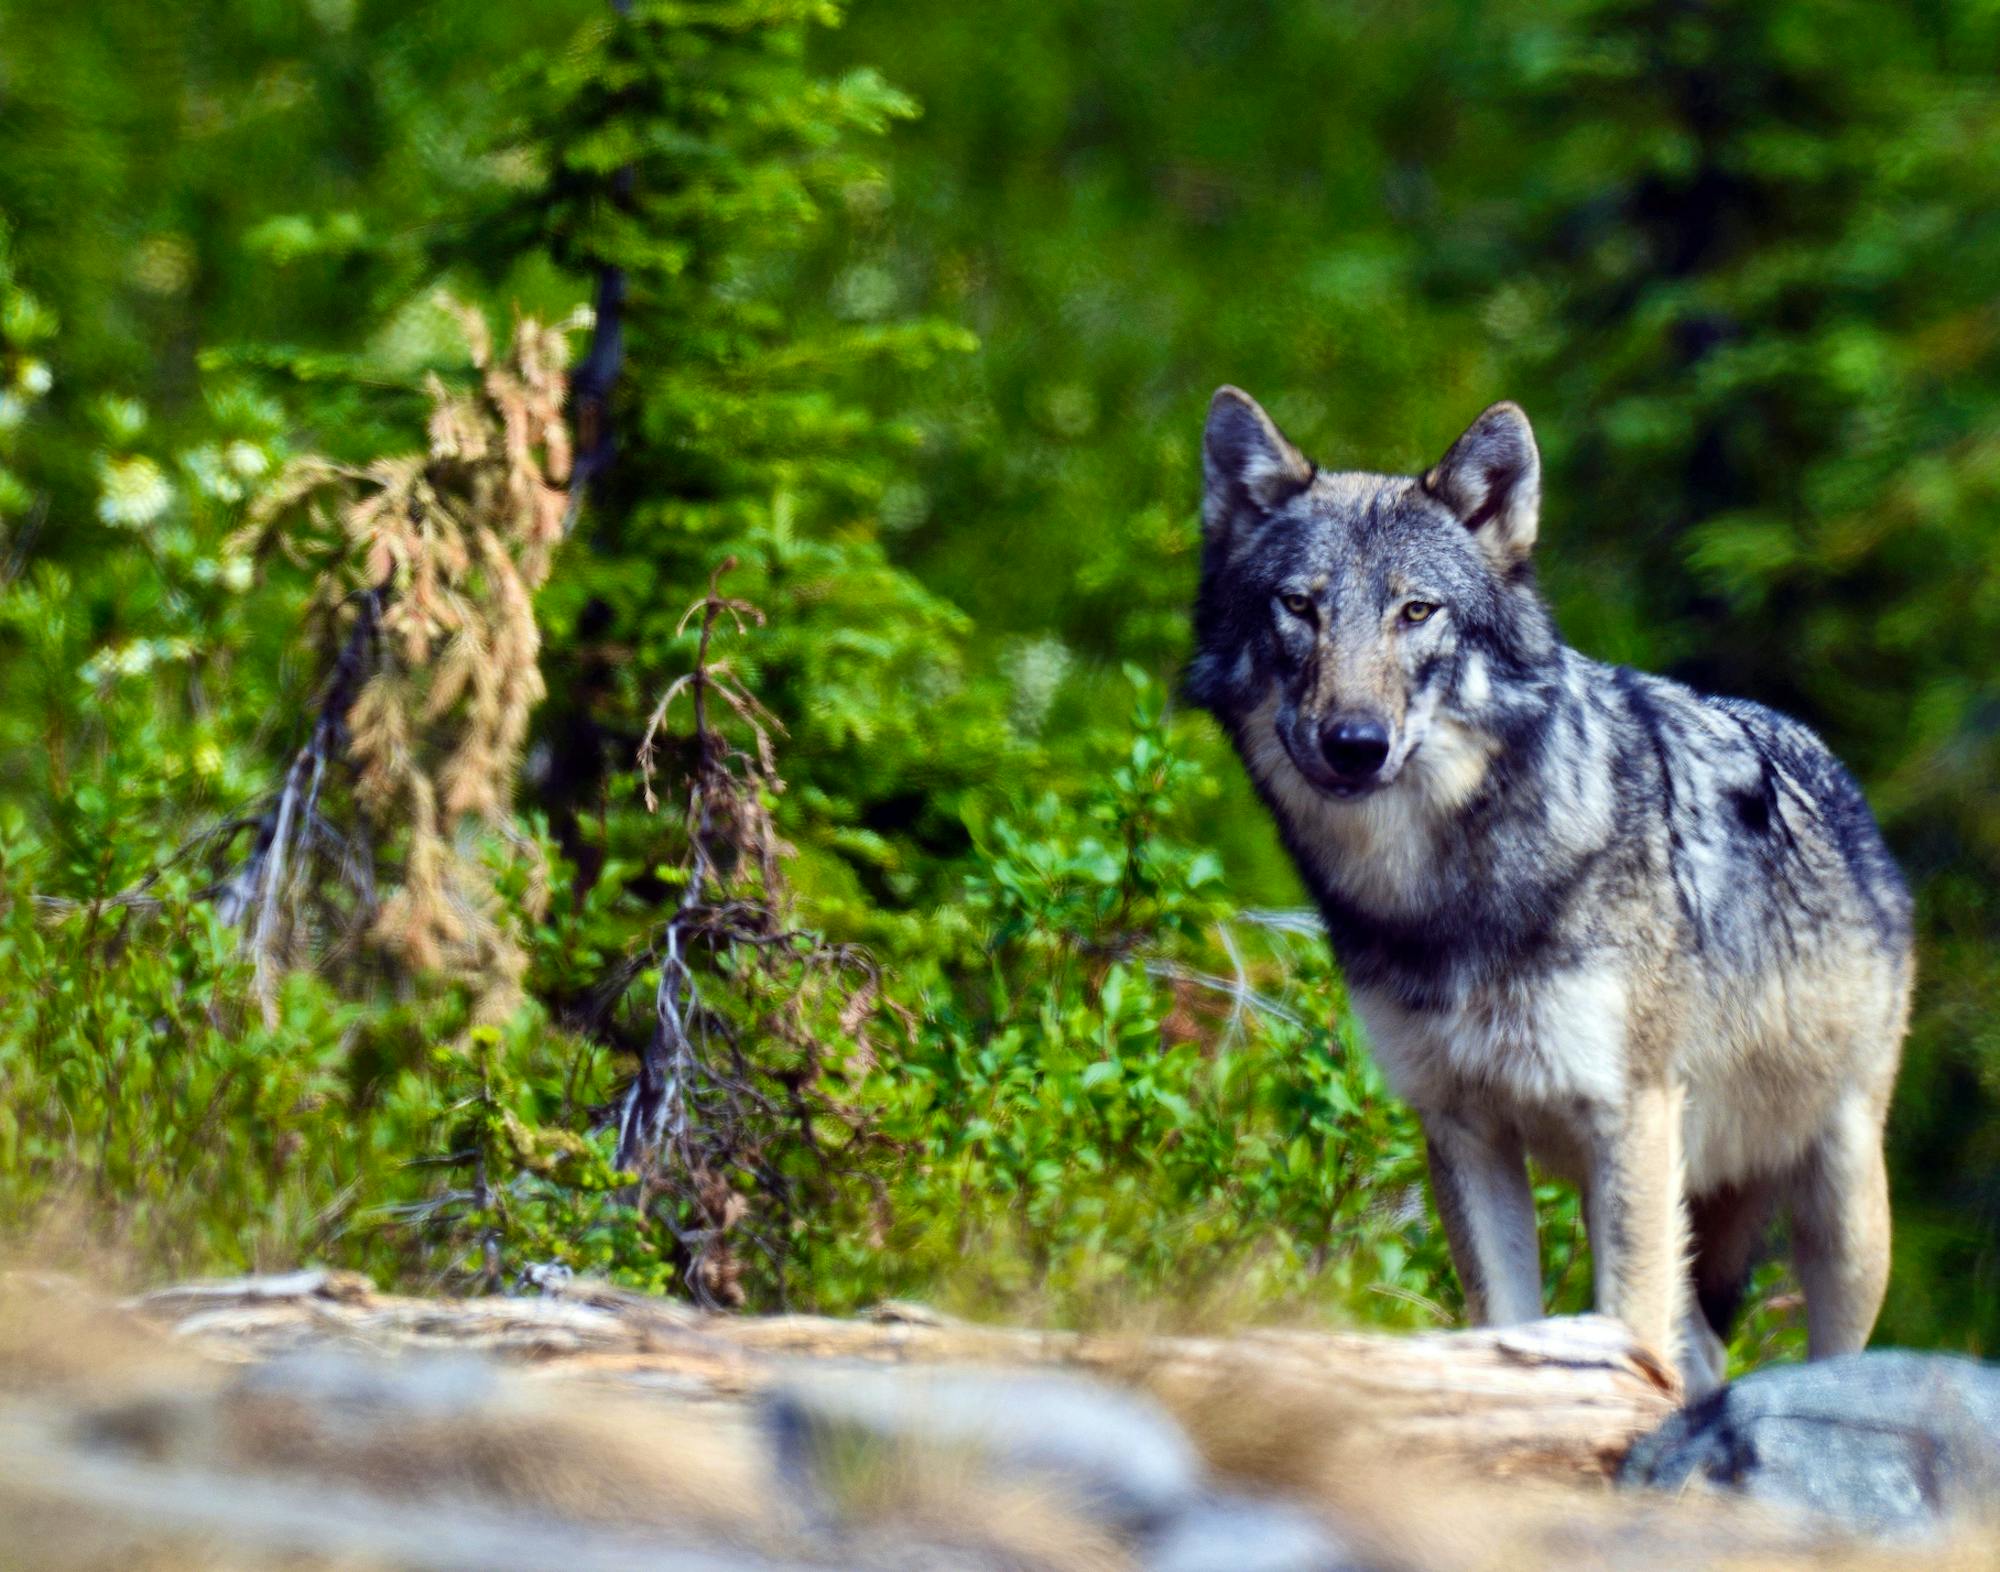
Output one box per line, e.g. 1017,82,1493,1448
1402,601,1439,625
1280,592,1314,617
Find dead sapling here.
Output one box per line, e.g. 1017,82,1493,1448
617,560,902,1308
216,301,576,1026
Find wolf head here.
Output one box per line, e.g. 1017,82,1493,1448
1187,389,1560,813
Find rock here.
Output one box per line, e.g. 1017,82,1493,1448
767,1364,1203,1530
76,1347,503,1463
1143,1493,1362,1572
234,1346,500,1419
1621,1351,2000,1531
769,1364,1370,1567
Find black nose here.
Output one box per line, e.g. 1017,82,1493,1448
1319,714,1392,782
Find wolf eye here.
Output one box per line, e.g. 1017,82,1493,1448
1279,592,1314,617
1401,601,1439,625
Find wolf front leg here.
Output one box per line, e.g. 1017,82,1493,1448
1423,1112,1542,1325
1584,1080,1688,1372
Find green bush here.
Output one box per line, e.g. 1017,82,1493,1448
823,681,1460,1326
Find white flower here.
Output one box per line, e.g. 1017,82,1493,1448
97,397,147,443
0,393,24,431
83,636,197,684
1001,635,1073,738
224,440,269,479
192,556,255,592
181,446,242,502
879,480,930,533
831,264,898,322
97,455,174,528
16,359,51,396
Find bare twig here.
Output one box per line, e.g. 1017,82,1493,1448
1141,958,1309,1030
217,585,383,1021
1237,907,1326,939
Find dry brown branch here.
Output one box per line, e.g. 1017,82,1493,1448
613,564,902,1308
220,301,575,1022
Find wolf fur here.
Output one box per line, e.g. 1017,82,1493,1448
1189,388,1912,1393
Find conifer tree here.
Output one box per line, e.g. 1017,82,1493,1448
478,0,1001,924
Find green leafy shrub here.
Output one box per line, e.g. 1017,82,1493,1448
0,801,364,1274
795,678,1467,1327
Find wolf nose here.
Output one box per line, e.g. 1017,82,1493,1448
1319,715,1392,783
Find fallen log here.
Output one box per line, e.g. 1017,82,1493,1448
125,1270,1675,1480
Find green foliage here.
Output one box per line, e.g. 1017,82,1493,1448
0,818,363,1273
386,1018,656,1292
0,226,55,527
819,0,1999,1350
495,0,997,909
813,680,1462,1326
0,0,1991,1365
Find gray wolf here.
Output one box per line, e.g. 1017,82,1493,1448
1188,387,1912,1392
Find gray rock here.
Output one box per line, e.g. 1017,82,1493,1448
235,1346,499,1420
78,1347,502,1462
766,1364,1203,1530
1621,1350,2000,1531
1144,1494,1361,1572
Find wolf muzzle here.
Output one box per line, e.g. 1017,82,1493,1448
1318,711,1393,788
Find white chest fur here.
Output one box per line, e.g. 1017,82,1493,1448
1349,964,1630,1117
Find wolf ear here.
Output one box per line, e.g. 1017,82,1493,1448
1423,402,1541,568
1203,386,1313,537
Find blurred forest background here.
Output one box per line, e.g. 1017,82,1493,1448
0,0,1996,1360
